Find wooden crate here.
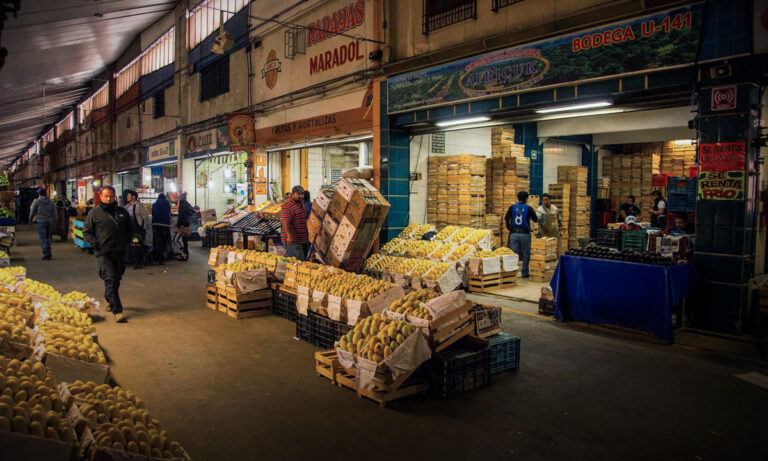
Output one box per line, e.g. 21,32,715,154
314,351,429,407
217,287,272,319
468,271,517,292
205,285,218,311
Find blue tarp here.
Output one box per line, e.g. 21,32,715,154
552,255,693,342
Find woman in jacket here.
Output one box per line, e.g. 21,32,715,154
174,192,196,261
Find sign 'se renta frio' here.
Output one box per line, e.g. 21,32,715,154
387,5,702,113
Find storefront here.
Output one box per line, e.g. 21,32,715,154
113,150,143,199
143,137,180,202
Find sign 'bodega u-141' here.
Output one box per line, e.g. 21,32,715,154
387,5,702,113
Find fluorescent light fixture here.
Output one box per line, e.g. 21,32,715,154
266,135,373,153
117,170,129,175
435,116,490,127
674,139,693,146
536,100,612,114
144,175,151,181
81,176,93,180
537,108,625,121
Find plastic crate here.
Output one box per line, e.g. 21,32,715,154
488,333,521,374
426,336,490,399
334,321,352,342
213,228,233,247
310,312,335,349
538,299,555,317
596,229,622,249
577,238,591,248
295,314,311,342
274,290,298,322
621,231,648,252
667,194,696,213
207,269,216,285
667,176,697,196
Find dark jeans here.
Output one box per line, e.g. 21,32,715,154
152,225,170,262
37,221,53,257
173,228,189,257
131,243,144,267
508,232,531,277
284,243,308,261
98,252,126,314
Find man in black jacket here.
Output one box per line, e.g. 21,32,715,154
83,186,133,322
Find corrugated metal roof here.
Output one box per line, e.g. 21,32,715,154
0,0,179,167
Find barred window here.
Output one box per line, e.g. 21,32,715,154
187,0,247,50
492,0,525,12
199,55,229,101
423,0,476,35
153,92,165,119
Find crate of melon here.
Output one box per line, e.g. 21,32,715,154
405,290,475,353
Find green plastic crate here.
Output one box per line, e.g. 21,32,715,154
621,231,648,252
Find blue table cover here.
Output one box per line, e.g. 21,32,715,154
551,255,693,342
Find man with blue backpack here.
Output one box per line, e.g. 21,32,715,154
504,190,538,278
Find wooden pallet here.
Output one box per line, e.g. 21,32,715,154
468,271,517,292
217,287,272,319
314,351,429,407
205,285,218,311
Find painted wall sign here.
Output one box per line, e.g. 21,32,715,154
228,113,256,149
698,170,745,200
255,153,268,195
699,142,746,171
306,0,365,47
711,85,737,111
310,40,365,75
262,50,281,89
147,140,175,163
387,5,702,113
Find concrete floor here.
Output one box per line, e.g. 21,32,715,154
12,228,768,460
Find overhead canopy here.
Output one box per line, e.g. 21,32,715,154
0,0,179,167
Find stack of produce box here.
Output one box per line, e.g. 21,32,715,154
427,157,439,223
309,178,390,273
529,237,558,282
548,183,571,255
426,155,486,227
557,166,590,249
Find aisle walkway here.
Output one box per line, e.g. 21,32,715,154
13,228,768,460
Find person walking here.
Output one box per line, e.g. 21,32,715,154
174,192,195,261
649,190,667,229
83,186,132,322
125,190,149,269
505,190,538,278
281,185,309,261
151,193,172,263
536,193,563,255
29,187,58,260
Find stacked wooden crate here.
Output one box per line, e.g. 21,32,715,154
547,183,571,255
427,155,486,227
557,166,590,249
530,237,558,282
489,127,527,245
427,157,439,224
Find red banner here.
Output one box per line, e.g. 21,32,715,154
699,142,746,172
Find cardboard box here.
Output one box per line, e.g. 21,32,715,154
307,211,322,243
328,192,348,221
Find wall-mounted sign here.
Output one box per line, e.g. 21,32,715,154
711,85,737,111
698,170,745,200
186,127,227,156
255,153,268,195
147,140,175,163
699,142,745,172
387,5,702,113
306,1,365,47
262,49,281,90
227,113,256,149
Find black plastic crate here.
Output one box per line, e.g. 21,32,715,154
596,228,621,249
488,333,521,374
538,298,555,317
274,290,298,322
425,336,491,399
334,321,352,342
296,314,311,342
213,228,233,247
310,312,335,350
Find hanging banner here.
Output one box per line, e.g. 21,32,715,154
147,140,175,163
698,170,745,200
186,127,228,157
228,113,256,149
387,4,702,113
699,142,746,172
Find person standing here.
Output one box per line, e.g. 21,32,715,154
302,190,312,219
505,190,538,278
174,192,195,261
618,195,641,222
151,193,172,263
125,190,149,269
536,193,562,255
29,187,58,260
83,186,132,322
649,190,667,229
281,185,309,261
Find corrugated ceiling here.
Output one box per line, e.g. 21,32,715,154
0,0,179,167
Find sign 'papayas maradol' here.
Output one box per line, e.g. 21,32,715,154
387,5,702,114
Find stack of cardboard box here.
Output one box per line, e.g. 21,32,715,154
308,178,390,273
427,155,486,227
547,183,571,255
557,166,590,249
530,237,558,282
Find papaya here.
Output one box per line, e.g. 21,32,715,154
12,414,28,433
0,416,10,431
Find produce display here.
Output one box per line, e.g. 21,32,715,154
449,227,474,243
382,258,420,275
0,286,31,312
464,229,491,246
429,243,455,260
397,224,418,239
40,302,93,328
337,314,417,362
0,207,12,219
493,247,516,256
472,250,497,259
0,356,73,442
61,291,90,303
446,244,474,262
305,271,392,301
434,226,458,241
408,260,436,278
409,224,434,240
19,280,61,301
387,289,438,318
423,262,452,280
366,255,395,271
380,238,405,254
0,272,15,285
66,381,186,459
393,240,427,257
218,260,265,272
407,240,441,258
0,303,29,345
37,322,106,364
566,246,677,266
0,250,8,259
